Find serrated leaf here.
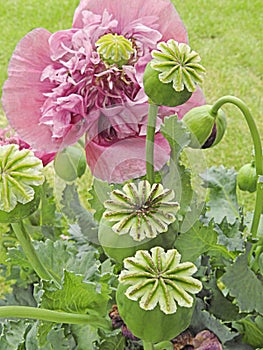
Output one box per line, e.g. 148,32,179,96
42,325,76,350
41,271,110,316
0,320,30,350
207,278,240,322
99,331,125,350
162,162,194,220
7,246,33,270
37,321,53,348
71,324,99,350
175,220,234,263
215,219,244,252
26,322,76,350
224,337,254,350
233,316,263,348
191,299,237,345
200,166,239,224
221,248,263,314
61,184,98,244
160,114,191,154
35,239,98,283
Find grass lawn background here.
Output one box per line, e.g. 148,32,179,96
0,0,262,210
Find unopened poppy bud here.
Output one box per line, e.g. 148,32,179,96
237,162,257,193
143,40,205,107
54,143,86,182
182,105,227,148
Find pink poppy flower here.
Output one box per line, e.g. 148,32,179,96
0,126,55,166
2,0,205,182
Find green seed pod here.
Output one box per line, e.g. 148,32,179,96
0,186,41,223
0,144,44,222
116,247,202,342
143,40,205,107
99,180,179,262
116,283,195,343
182,105,227,148
98,217,176,263
143,63,192,107
54,143,86,182
237,162,257,193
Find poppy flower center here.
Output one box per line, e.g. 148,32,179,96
96,33,135,67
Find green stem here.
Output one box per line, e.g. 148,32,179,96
0,306,109,329
11,221,60,286
146,103,159,184
143,340,155,350
211,96,263,238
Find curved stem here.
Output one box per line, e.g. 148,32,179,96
146,103,159,184
211,96,263,238
0,306,109,329
143,340,155,350
11,221,60,286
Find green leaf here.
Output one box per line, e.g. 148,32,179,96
0,223,12,264
233,316,263,348
0,320,30,350
160,114,191,154
60,184,98,244
224,337,254,350
215,219,244,252
200,166,239,224
191,299,237,345
41,271,110,316
162,162,194,221
207,277,240,322
98,330,126,350
39,181,57,226
71,324,99,350
35,239,99,282
26,322,76,350
89,178,113,222
7,246,33,270
175,220,234,263
221,248,263,314
160,116,204,230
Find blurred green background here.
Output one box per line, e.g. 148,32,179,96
0,0,262,209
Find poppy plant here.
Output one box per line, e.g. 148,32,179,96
2,0,205,182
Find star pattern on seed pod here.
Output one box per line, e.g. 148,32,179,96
96,33,135,66
103,180,179,241
151,39,206,92
119,247,202,314
0,144,45,212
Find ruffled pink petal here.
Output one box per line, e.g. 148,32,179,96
85,133,170,183
2,29,87,152
2,29,57,151
73,0,188,43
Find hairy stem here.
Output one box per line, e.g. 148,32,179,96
146,103,159,184
211,96,263,239
0,306,109,329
